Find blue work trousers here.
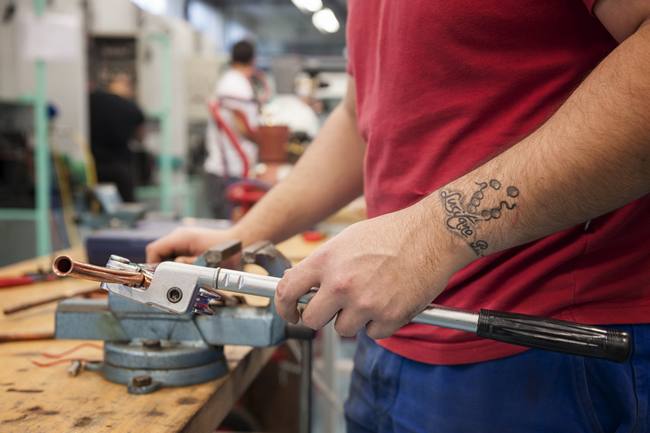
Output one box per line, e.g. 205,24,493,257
345,325,649,433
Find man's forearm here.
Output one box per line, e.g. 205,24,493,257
233,97,365,245
420,21,650,263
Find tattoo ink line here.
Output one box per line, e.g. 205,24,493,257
439,180,519,257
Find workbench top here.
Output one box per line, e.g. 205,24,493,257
0,341,275,433
0,235,325,433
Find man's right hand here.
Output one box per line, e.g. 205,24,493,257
145,227,240,263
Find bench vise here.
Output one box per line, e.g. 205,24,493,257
54,240,314,394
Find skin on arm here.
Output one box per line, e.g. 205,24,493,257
275,6,650,338
434,6,650,257
146,80,365,262
593,0,650,42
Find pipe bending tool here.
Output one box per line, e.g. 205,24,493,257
54,243,632,383
53,241,315,398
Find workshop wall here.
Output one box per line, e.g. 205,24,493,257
0,0,88,160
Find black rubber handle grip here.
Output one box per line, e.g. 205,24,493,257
476,309,631,362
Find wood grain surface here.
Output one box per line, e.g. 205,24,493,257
0,340,274,433
0,235,324,432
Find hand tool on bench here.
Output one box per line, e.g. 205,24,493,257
53,250,631,363
0,270,58,289
0,331,54,343
3,286,101,315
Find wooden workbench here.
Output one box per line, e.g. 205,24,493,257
0,236,324,433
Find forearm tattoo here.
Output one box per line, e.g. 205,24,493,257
440,179,519,256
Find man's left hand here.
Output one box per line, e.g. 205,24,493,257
274,203,471,339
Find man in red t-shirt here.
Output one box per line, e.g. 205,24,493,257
149,0,650,430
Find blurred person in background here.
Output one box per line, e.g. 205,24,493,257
204,40,261,219
89,73,145,202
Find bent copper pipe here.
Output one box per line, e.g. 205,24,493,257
52,256,151,288
51,256,241,308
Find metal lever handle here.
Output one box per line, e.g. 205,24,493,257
412,307,630,362
217,268,631,362
54,259,631,363
474,309,630,362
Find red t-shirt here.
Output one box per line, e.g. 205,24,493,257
347,0,650,365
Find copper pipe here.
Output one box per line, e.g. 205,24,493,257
52,256,151,288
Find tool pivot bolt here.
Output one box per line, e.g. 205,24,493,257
167,287,183,303
142,339,161,349
132,375,152,387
